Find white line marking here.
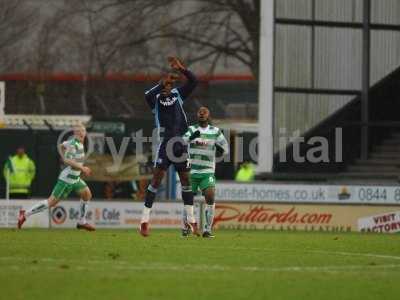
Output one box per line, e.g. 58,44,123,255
0,261,399,273
2,246,400,263
174,245,400,261
1,257,400,273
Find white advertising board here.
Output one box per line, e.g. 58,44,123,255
50,201,200,229
358,211,400,233
1,200,201,229
178,182,400,204
0,200,49,228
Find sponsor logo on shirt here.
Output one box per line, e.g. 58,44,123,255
194,139,209,147
159,96,178,106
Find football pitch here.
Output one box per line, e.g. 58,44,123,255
0,229,399,300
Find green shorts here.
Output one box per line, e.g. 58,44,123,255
191,173,216,194
51,179,88,199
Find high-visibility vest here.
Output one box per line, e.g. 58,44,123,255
235,164,255,182
3,154,36,194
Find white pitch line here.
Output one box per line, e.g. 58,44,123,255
241,264,400,272
304,250,400,261
0,262,400,273
2,246,400,264
1,257,400,273
173,245,400,262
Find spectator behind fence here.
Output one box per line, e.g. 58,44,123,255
235,161,255,182
3,146,36,199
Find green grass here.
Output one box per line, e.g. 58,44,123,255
1,229,400,300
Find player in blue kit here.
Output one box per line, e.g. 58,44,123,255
139,57,199,237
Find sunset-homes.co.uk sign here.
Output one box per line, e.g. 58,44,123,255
212,203,400,233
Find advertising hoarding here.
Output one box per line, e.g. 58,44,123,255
50,201,200,229
179,182,400,204
0,200,49,228
213,202,400,233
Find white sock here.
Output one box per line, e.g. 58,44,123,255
79,200,89,224
204,204,215,233
184,205,195,223
25,200,49,217
141,206,151,223
182,206,189,229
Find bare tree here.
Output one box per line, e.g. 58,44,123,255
45,0,173,75
31,0,257,75
162,0,259,77
22,0,258,76
0,0,39,71
52,0,174,115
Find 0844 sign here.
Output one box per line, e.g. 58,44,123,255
357,188,387,202
356,187,400,203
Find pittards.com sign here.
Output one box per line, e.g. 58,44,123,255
212,203,400,233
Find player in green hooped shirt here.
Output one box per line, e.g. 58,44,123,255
182,107,229,238
18,124,95,231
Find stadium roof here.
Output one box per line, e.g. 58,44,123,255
1,114,91,130
213,120,258,133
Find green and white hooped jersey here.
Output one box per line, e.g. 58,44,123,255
58,138,85,184
183,124,229,175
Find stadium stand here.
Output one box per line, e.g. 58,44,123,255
272,63,400,183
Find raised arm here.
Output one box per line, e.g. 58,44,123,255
168,56,197,99
177,69,198,99
144,83,163,111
